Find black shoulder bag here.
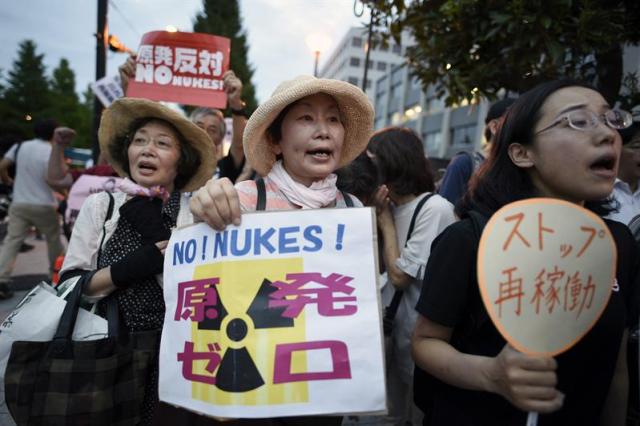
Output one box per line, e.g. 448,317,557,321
383,192,436,336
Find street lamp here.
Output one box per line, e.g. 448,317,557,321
305,33,331,77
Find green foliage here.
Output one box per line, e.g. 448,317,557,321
0,40,95,149
193,0,258,112
1,40,51,137
369,0,640,105
47,58,81,128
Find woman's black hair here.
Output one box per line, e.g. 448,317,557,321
109,117,201,190
265,103,295,145
34,118,59,140
368,127,435,196
336,152,378,204
458,79,616,218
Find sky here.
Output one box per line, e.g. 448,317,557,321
0,0,370,104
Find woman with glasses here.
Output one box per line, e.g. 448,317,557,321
412,80,638,426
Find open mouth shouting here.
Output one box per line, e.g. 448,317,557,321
589,152,617,179
307,148,335,162
137,160,158,175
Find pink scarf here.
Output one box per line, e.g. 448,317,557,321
267,161,337,209
118,178,170,203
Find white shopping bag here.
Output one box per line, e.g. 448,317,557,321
0,281,108,385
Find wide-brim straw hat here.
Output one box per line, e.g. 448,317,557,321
99,98,216,192
243,75,374,176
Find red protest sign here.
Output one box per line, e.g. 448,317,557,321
477,198,616,356
127,31,230,108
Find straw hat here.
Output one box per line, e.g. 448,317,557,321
243,75,374,176
98,98,216,192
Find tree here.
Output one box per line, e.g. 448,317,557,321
193,0,258,112
1,40,52,137
48,58,82,130
369,0,640,105
71,85,95,149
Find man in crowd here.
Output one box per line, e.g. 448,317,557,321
438,97,516,208
0,119,65,298
609,121,640,225
119,56,249,182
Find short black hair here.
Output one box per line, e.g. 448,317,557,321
33,118,59,140
459,79,614,217
109,117,201,190
368,127,435,196
336,152,378,204
484,98,517,141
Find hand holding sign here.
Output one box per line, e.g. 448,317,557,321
127,31,231,108
488,344,564,414
477,198,616,423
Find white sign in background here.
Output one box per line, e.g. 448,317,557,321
159,207,386,418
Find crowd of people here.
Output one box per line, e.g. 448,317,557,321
0,57,638,426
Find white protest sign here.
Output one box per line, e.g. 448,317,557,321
159,208,386,418
91,74,124,107
477,198,616,356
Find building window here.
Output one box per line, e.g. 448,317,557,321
450,125,477,147
377,62,387,71
350,57,361,67
348,76,359,86
423,131,443,155
425,96,445,113
379,43,389,52
392,44,402,54
352,37,363,47
367,61,374,69
366,79,372,89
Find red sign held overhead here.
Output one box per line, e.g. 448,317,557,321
127,31,230,108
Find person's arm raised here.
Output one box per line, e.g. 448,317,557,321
224,70,247,169
46,127,75,191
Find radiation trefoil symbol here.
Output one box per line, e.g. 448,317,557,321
196,278,294,392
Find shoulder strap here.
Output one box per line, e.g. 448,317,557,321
386,192,437,323
340,190,354,207
404,192,436,247
256,177,266,211
13,142,22,165
97,192,115,266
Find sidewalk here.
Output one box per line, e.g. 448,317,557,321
0,234,58,426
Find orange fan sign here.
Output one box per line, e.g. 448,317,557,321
477,198,616,356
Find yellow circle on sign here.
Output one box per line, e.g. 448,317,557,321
477,198,616,356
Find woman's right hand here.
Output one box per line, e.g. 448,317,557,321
488,344,564,413
118,54,136,92
372,185,394,228
189,177,241,230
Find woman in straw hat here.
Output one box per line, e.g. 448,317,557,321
58,98,215,425
187,75,373,424
190,74,374,224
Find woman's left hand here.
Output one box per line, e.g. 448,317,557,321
119,195,169,243
373,185,394,227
